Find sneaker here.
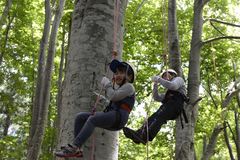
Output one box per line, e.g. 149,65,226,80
123,127,147,145
55,144,83,158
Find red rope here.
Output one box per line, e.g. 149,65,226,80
90,1,120,158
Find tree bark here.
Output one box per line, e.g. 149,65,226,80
55,23,67,148
168,0,182,74
28,0,51,145
27,0,66,159
235,109,240,160
201,125,223,160
0,15,14,65
223,122,235,160
175,0,207,159
3,108,11,137
0,0,13,30
27,0,51,158
57,0,127,159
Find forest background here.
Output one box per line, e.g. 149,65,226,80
0,0,240,160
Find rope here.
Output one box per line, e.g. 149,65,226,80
90,51,117,160
161,0,168,69
142,95,154,160
90,0,120,158
144,115,149,160
113,0,120,52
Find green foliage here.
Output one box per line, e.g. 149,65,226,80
0,0,240,159
120,0,240,159
0,0,73,159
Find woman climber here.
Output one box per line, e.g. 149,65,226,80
55,59,136,158
123,69,187,144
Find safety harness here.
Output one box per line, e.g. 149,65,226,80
104,94,135,130
163,90,189,128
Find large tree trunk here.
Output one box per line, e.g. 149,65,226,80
175,0,210,159
27,0,66,159
57,0,127,159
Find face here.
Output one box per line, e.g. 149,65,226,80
162,72,173,81
114,69,126,85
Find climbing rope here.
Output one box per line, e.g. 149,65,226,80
161,0,168,69
142,95,154,160
90,0,120,159
143,0,168,159
90,51,118,160
113,0,120,53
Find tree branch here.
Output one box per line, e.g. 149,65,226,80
202,36,240,46
223,78,240,107
201,124,224,160
205,18,240,28
203,0,211,6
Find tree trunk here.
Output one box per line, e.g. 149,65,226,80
168,0,182,74
27,0,51,158
223,122,235,160
3,108,11,137
234,109,240,160
57,0,127,159
235,80,240,160
27,0,66,159
0,15,14,65
201,125,223,160
28,0,51,145
175,0,210,159
54,23,67,148
0,0,13,30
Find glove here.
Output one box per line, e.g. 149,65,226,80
101,77,111,87
152,75,160,83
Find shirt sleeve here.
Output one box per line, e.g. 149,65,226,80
152,83,165,102
158,77,184,90
105,83,135,102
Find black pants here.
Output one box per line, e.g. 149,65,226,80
139,94,184,141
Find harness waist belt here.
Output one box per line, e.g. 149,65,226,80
120,103,131,113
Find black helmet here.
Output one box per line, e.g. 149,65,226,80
109,59,135,83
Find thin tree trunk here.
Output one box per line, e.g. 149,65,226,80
223,121,235,160
201,125,223,160
0,0,13,30
27,0,66,159
175,0,210,159
3,108,11,137
235,76,240,160
201,78,240,159
0,15,14,65
234,109,240,160
27,0,51,157
57,0,127,159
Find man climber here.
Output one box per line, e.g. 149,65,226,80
123,69,187,144
55,59,136,158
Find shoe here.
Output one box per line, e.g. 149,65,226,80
55,144,83,158
123,127,147,145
